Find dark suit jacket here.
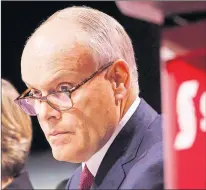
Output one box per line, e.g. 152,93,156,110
66,99,164,189
5,170,33,189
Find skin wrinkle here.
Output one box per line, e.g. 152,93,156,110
61,104,106,162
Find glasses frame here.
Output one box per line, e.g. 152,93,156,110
14,61,114,115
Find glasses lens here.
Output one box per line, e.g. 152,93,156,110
47,92,72,110
15,98,37,116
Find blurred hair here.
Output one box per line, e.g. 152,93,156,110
1,79,32,181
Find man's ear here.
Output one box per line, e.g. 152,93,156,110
106,59,131,101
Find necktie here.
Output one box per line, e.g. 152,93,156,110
79,165,94,190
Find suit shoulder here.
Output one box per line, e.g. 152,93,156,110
124,142,164,189
144,114,163,144
123,113,164,189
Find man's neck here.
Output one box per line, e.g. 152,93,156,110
120,88,138,119
83,94,141,177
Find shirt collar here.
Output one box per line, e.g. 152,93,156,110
82,96,141,176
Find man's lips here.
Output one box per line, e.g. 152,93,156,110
48,130,74,146
48,130,74,136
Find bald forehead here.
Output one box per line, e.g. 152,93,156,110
21,17,97,88
27,17,83,51
22,14,92,65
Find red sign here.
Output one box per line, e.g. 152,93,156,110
161,49,206,188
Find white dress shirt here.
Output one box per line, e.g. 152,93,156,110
82,96,141,177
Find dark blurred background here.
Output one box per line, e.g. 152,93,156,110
2,1,161,152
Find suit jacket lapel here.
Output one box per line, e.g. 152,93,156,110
66,167,81,190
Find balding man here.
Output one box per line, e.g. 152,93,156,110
15,6,164,189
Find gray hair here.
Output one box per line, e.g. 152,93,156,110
36,6,139,87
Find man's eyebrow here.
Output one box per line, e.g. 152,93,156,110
48,73,75,87
22,71,76,90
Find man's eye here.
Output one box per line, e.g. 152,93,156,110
57,83,72,92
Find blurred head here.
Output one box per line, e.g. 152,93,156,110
1,79,32,186
20,6,138,163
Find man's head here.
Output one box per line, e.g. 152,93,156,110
20,6,138,163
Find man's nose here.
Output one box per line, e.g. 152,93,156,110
38,101,61,121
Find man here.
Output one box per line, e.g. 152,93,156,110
15,6,164,189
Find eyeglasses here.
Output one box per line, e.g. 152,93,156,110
14,62,113,116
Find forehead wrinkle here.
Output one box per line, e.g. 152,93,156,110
55,49,98,80
55,42,95,67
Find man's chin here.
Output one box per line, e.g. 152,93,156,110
51,148,66,161
51,146,91,163
51,146,78,162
